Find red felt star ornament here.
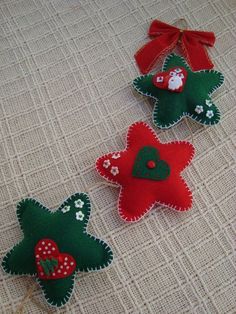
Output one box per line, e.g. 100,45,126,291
96,122,195,222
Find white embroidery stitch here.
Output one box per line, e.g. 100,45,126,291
74,199,84,208
195,105,204,114
103,159,111,168
76,211,84,221
111,166,119,176
206,110,214,118
62,205,70,213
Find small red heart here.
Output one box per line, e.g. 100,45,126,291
35,239,76,280
152,67,188,93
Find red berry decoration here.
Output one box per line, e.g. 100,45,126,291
147,160,156,169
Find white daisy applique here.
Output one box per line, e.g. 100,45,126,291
112,153,121,159
76,211,84,221
62,205,70,213
206,110,214,119
74,199,84,208
103,159,111,169
195,105,204,114
206,99,212,107
110,166,119,176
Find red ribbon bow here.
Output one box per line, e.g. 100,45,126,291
135,20,215,74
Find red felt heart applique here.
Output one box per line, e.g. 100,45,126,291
35,239,76,280
152,67,187,93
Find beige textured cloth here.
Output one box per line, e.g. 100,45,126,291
0,0,236,313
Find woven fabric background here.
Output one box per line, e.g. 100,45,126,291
0,0,236,313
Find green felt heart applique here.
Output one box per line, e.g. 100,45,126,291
132,146,170,181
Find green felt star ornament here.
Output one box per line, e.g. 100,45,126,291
2,193,113,307
133,54,224,129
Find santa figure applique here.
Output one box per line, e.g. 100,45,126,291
153,67,187,93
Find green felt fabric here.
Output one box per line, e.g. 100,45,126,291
2,193,113,307
132,146,170,181
38,275,76,307
133,54,224,129
40,258,58,276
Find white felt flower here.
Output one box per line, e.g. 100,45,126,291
110,166,119,176
206,110,214,119
62,205,70,213
205,99,212,107
112,153,121,159
195,105,204,114
76,211,84,221
74,199,84,208
103,159,111,168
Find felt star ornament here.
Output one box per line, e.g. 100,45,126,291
2,193,113,307
133,54,224,129
96,122,195,222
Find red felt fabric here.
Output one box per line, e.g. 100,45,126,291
135,20,215,74
96,122,195,222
